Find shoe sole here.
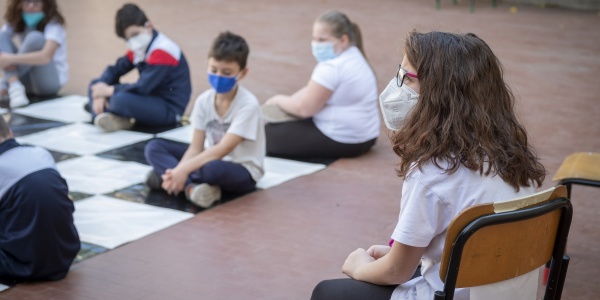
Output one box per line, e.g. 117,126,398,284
189,184,221,208
95,113,133,132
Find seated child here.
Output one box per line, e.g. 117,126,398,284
88,3,191,132
0,115,80,282
0,0,68,107
144,31,265,208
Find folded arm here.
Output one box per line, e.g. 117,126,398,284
265,80,332,118
342,241,425,286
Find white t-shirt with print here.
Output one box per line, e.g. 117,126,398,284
310,46,380,144
190,85,265,182
1,20,68,86
390,161,538,300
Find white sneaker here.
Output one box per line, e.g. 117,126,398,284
94,112,134,132
186,183,221,208
8,81,29,108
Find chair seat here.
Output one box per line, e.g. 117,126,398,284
553,152,600,182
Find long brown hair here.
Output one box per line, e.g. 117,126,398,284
392,31,545,191
4,0,65,33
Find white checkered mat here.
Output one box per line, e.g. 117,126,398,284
9,95,327,252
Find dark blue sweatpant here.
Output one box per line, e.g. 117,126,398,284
88,79,179,127
144,139,256,194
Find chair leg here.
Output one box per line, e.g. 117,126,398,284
555,256,570,298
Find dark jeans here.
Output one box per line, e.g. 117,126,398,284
88,79,179,127
265,118,376,159
144,139,256,194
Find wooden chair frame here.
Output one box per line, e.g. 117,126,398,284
434,186,573,300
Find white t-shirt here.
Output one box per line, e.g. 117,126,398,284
310,46,380,144
191,85,265,182
390,161,538,300
1,20,68,86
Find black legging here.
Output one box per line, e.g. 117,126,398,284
310,278,397,300
265,119,376,159
310,266,421,300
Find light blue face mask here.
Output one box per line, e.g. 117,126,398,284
208,73,238,94
22,12,46,28
311,41,336,62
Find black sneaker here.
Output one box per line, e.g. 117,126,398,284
145,171,163,190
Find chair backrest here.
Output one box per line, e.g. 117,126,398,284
436,185,573,300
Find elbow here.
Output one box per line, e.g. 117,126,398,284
42,56,52,65
295,107,317,119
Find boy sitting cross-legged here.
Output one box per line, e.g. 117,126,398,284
144,31,265,208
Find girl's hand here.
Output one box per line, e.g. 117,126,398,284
0,53,15,69
366,245,392,260
342,248,375,279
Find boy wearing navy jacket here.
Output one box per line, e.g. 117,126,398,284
88,3,191,132
0,116,80,282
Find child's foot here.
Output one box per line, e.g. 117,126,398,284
185,183,221,208
8,81,29,108
145,170,163,190
94,112,134,132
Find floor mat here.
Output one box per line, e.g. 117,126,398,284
257,157,326,189
56,155,152,195
16,122,153,155
73,195,194,249
13,95,90,123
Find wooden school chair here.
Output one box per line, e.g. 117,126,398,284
434,186,573,300
553,152,600,199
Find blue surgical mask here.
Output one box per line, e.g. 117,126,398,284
208,73,238,94
22,12,45,28
311,41,336,62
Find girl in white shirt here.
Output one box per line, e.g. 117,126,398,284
263,10,380,159
311,31,547,300
0,0,67,108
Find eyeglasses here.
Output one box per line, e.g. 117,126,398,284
22,0,42,5
396,64,418,87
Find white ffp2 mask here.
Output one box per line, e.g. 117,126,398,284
379,78,419,130
127,32,153,64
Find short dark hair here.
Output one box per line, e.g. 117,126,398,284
115,3,148,39
0,115,11,139
208,31,249,69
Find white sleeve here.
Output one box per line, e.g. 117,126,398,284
43,22,66,45
391,174,448,247
227,103,260,141
310,61,338,91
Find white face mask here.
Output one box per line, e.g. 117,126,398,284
127,31,153,64
379,78,419,130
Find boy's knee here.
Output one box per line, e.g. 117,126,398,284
108,92,132,114
144,139,164,158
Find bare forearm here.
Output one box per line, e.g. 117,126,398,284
177,145,227,174
353,255,413,285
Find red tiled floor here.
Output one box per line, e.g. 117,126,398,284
1,0,599,299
